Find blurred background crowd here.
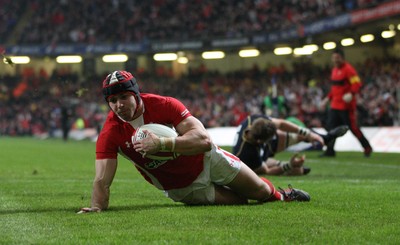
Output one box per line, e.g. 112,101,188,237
2,0,389,45
0,0,398,138
1,56,398,137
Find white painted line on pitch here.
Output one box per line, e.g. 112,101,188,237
303,179,400,184
307,159,400,169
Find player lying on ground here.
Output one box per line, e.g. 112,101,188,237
78,71,310,213
232,115,348,176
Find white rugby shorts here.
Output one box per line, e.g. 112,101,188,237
164,144,242,204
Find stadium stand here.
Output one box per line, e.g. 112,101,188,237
0,0,29,44
0,0,398,137
10,0,390,44
0,57,398,136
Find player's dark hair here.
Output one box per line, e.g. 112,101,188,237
251,118,276,142
333,48,345,58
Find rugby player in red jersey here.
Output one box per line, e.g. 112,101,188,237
320,49,372,157
78,71,311,213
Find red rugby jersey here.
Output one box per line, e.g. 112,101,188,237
328,62,362,110
96,93,204,190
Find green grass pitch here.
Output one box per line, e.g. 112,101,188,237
1,137,399,244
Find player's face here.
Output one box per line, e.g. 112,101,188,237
332,53,344,67
108,92,137,121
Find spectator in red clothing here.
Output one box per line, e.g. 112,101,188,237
320,49,372,157
13,80,28,98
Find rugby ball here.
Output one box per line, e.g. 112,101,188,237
132,123,179,161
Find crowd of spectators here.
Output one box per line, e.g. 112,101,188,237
0,0,29,44
0,56,398,138
1,0,398,138
3,0,389,45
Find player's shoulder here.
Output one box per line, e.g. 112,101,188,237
97,115,130,148
141,93,184,110
141,93,178,103
140,93,164,100
343,62,357,72
101,111,125,133
141,93,173,101
104,110,121,123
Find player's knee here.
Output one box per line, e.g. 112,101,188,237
251,181,273,201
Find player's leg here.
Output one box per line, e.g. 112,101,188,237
177,170,276,205
213,185,249,204
221,162,310,202
221,161,279,202
207,146,274,203
322,109,342,156
347,109,372,157
210,145,310,204
318,125,349,145
221,160,311,202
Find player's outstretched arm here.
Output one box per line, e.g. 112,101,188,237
270,118,299,132
78,159,117,214
174,116,212,155
271,118,324,145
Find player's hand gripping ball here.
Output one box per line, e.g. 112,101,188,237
132,124,179,160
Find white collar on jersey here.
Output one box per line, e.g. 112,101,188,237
115,103,145,129
128,114,144,129
128,103,145,129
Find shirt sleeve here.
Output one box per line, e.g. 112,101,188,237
346,64,362,94
165,96,192,127
96,124,119,160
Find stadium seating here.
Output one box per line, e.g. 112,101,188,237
0,57,398,137
0,0,398,137
7,0,390,44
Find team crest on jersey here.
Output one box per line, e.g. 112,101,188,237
145,159,167,169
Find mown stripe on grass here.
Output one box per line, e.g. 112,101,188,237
304,179,399,184
307,159,400,169
1,178,140,183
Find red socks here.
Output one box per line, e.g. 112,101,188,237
260,177,283,202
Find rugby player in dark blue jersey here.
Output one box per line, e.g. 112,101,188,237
233,115,348,176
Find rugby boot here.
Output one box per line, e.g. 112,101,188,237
278,184,311,202
322,125,349,145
